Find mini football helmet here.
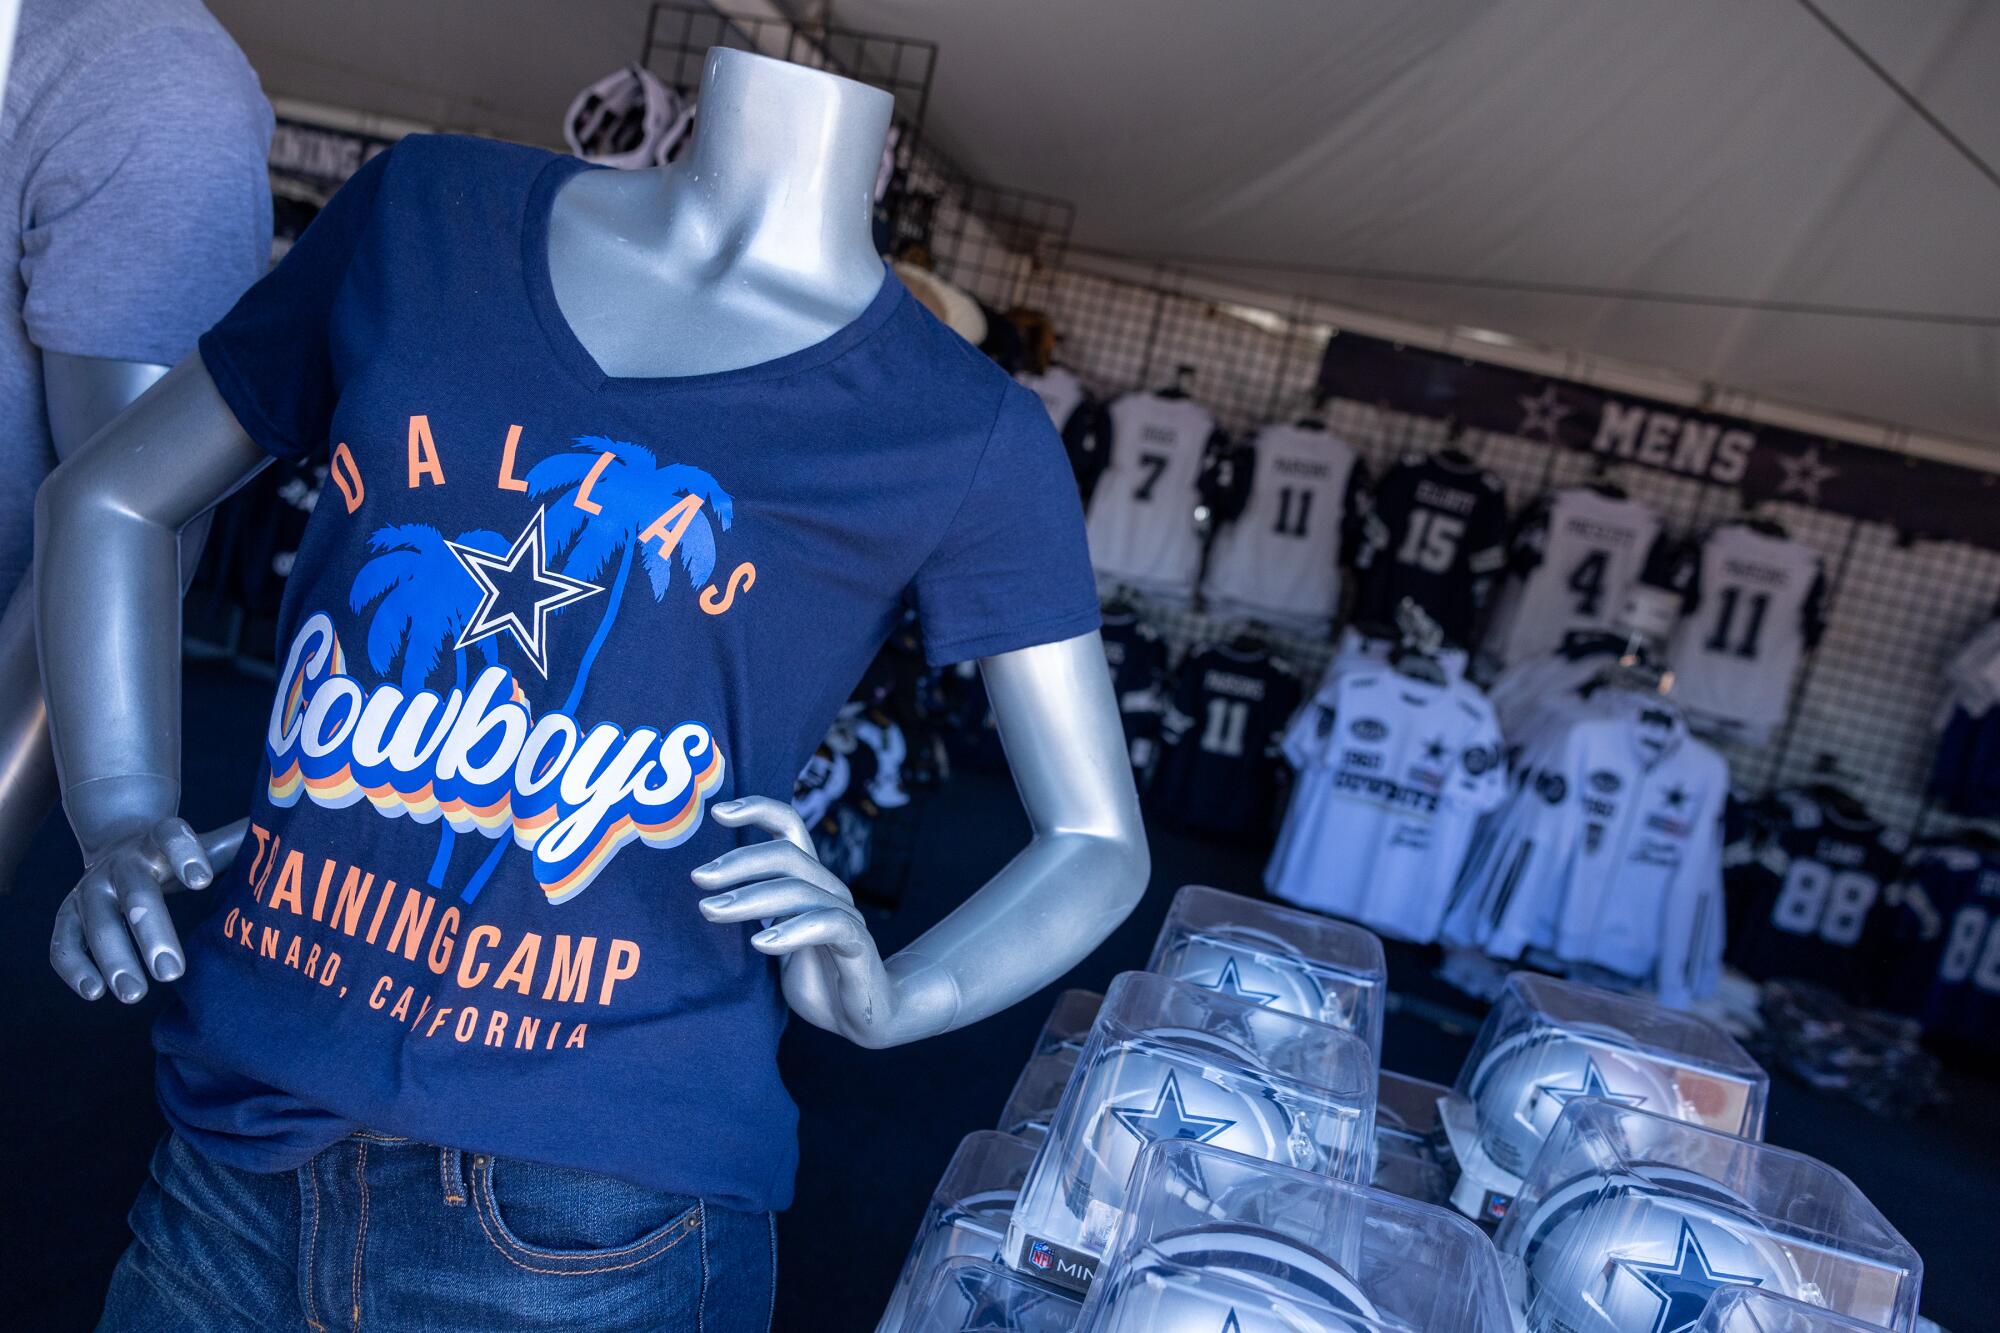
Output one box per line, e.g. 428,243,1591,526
1083,1224,1383,1333
1465,1026,1681,1178
908,1257,1080,1332
1059,1034,1318,1222
1510,1165,1805,1333
1151,928,1343,1029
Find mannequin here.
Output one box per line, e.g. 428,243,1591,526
39,48,1149,1054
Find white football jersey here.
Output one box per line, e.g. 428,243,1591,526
1016,365,1087,433
1268,669,1507,943
1084,392,1218,597
1667,524,1825,744
1203,423,1361,631
1484,487,1662,667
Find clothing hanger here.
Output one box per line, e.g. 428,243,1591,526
1227,620,1268,655
1806,753,1872,823
1743,505,1789,539
1158,363,1197,400
1101,584,1140,620
1585,456,1628,500
1436,418,1477,469
1388,598,1448,685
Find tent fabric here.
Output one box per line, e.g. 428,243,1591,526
842,0,2000,451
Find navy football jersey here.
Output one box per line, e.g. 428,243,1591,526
1886,838,2000,1062
1723,787,1906,999
1352,450,1509,646
1100,605,1170,771
1152,640,1302,837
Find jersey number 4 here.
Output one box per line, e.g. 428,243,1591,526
1567,550,1608,617
1396,511,1463,573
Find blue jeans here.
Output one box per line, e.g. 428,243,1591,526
98,1132,775,1331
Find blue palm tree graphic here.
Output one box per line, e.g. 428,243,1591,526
451,436,734,903
349,523,505,888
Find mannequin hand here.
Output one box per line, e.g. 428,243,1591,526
50,817,245,1003
693,797,910,1048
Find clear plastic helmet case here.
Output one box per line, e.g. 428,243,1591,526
1494,1100,1922,1333
903,1256,1082,1332
1373,1069,1455,1207
1075,1140,1514,1332
1148,884,1389,1059
878,1131,1041,1333
1696,1286,1900,1333
1005,970,1377,1293
998,990,1108,1144
1445,972,1769,1219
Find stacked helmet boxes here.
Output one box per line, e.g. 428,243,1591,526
877,885,1925,1331
1443,972,1770,1224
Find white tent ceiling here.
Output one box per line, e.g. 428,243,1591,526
209,0,2000,452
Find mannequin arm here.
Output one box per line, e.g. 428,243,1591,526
0,354,172,890
695,631,1150,1047
36,355,269,1000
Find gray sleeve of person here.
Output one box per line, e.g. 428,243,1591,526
18,17,274,365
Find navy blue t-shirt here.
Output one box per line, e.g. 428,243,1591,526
158,135,1099,1210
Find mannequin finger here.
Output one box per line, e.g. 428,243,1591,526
151,817,214,890
698,876,861,926
111,859,185,982
50,895,107,1000
690,841,850,900
751,907,872,959
201,818,251,874
709,797,814,855
77,869,148,1003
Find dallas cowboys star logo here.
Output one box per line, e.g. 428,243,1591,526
1192,957,1280,1008
1423,735,1448,764
1517,385,1572,441
446,506,604,678
1218,1314,1243,1333
1110,1070,1236,1148
1614,1221,1765,1333
1664,784,1689,810
1774,447,1838,504
1543,1058,1648,1111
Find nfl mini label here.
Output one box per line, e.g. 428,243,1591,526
1015,1234,1098,1294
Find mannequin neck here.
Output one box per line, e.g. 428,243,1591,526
662,48,887,289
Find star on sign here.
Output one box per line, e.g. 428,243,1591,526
1614,1221,1765,1333
1193,957,1280,1008
1517,385,1572,442
446,505,604,679
1543,1058,1648,1111
1110,1070,1237,1148
1774,447,1838,504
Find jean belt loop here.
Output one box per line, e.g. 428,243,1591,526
439,1145,467,1207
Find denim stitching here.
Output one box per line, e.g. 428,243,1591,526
764,1213,777,1332
301,1158,325,1331
696,1200,710,1333
351,1141,369,1331
466,1158,700,1277
440,1148,464,1207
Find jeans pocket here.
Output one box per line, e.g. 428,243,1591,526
470,1154,703,1276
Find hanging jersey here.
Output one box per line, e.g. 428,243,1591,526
1483,488,1663,668
1267,669,1506,942
1016,366,1086,435
1887,840,2000,1062
1084,392,1220,597
1353,451,1509,647
1153,641,1302,836
792,746,850,827
1203,424,1364,631
1449,690,1728,1006
1100,606,1170,772
1666,524,1826,744
1485,629,1629,746
1722,788,1907,998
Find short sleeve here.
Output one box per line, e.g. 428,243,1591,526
20,26,273,366
199,146,394,462
911,384,1102,667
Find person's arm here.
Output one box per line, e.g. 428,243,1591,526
38,358,269,1001
692,631,1148,1046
